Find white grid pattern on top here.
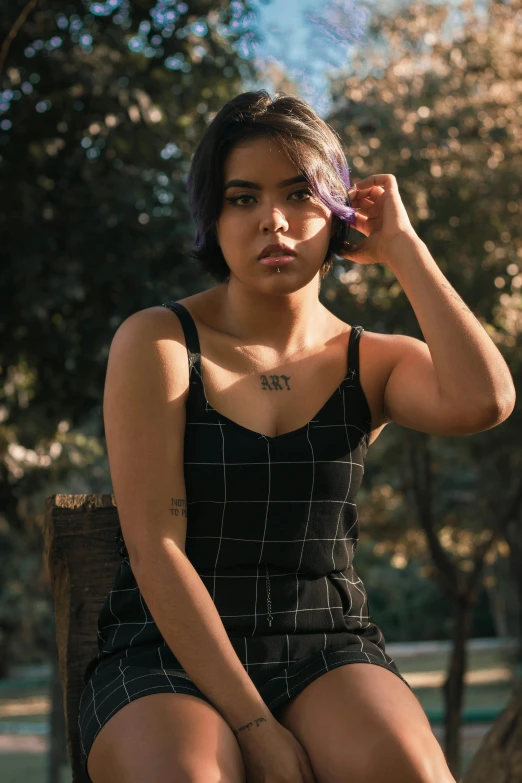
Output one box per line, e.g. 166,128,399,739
77,306,409,766
90,303,380,660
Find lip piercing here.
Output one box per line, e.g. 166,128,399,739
276,267,281,273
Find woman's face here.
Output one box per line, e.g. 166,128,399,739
215,137,335,289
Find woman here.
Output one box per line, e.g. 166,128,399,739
78,90,515,783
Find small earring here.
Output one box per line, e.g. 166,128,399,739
276,267,281,273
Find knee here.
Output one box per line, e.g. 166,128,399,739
182,751,246,783
362,728,453,783
404,729,455,783
327,728,453,783
184,761,246,783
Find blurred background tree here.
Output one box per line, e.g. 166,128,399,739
0,0,263,674
314,0,522,773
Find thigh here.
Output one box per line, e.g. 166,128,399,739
277,663,456,783
87,692,246,783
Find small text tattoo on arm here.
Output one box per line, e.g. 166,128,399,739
440,281,473,316
169,498,187,517
260,374,291,391
233,716,269,737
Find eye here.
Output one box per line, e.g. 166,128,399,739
225,188,313,207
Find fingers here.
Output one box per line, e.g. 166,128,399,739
348,173,396,201
349,190,385,224
348,187,381,207
350,173,397,191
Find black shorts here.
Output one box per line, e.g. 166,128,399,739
78,630,411,782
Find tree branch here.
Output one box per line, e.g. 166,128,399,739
467,473,522,598
406,433,460,595
0,0,39,77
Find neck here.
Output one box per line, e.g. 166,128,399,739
214,276,327,354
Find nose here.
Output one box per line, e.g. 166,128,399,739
260,207,289,234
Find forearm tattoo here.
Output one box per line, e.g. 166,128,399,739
440,280,473,316
169,498,187,517
233,716,269,738
260,374,291,391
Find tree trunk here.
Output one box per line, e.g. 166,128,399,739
462,675,522,783
443,593,474,781
505,516,522,650
0,628,11,679
485,559,509,638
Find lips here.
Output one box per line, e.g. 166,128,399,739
258,243,296,260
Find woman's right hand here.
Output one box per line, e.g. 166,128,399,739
237,719,318,783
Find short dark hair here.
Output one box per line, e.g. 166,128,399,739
186,90,356,283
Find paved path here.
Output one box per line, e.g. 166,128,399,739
0,734,48,753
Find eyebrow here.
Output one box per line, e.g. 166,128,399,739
223,175,308,191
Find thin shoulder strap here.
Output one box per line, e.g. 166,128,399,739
161,301,201,356
347,325,364,379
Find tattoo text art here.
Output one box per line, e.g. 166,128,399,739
260,374,291,391
169,498,187,517
233,716,269,738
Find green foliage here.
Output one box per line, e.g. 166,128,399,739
321,0,521,645
0,0,262,670
354,537,496,642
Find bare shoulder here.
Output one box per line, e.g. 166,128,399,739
107,305,191,399
356,328,405,443
112,304,188,353
360,329,429,431
360,328,410,384
115,304,186,339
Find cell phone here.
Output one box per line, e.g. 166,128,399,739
330,195,356,257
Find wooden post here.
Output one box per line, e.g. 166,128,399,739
47,626,69,783
42,494,122,782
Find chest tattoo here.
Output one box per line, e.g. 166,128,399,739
260,374,291,391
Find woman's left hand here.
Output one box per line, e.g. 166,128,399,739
340,174,418,266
